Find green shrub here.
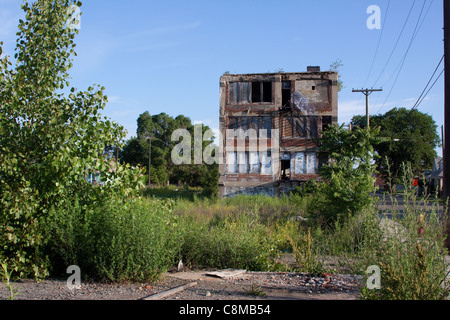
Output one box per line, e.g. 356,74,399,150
41,194,180,282
179,213,273,271
311,125,379,226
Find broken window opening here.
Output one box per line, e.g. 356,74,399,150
263,82,272,102
322,116,332,132
252,82,261,103
282,81,292,108
281,159,291,180
251,81,273,103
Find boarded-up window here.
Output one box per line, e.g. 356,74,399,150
262,117,272,138
294,117,306,138
228,117,238,130
306,152,317,174
239,117,249,131
294,152,306,174
249,152,260,173
229,82,250,104
228,117,271,138
293,152,317,174
229,82,238,104
238,151,248,173
260,151,272,175
282,118,293,138
227,151,237,173
309,117,318,138
283,116,319,138
239,82,250,104
250,117,260,135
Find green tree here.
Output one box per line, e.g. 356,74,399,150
120,111,219,192
0,0,144,278
312,125,379,225
351,107,440,183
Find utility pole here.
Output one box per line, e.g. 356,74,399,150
352,88,383,129
443,0,450,250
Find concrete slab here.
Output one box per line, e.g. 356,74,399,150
164,269,248,282
204,269,247,279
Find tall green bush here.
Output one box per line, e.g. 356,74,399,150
0,0,145,279
311,125,380,225
41,194,180,282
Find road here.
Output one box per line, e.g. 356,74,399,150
374,192,446,220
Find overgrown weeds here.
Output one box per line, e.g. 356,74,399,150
3,164,449,301
359,163,450,300
40,194,181,283
0,262,19,300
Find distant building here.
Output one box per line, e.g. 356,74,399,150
426,157,443,196
219,67,339,197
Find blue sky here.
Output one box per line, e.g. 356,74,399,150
0,0,445,155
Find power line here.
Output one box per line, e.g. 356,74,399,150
372,0,417,88
379,0,434,89
412,68,444,110
377,0,428,113
363,0,391,87
411,54,444,110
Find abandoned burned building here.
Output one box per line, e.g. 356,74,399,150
218,67,339,197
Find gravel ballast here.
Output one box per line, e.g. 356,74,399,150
0,271,363,300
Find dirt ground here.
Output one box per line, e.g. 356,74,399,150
0,269,363,301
